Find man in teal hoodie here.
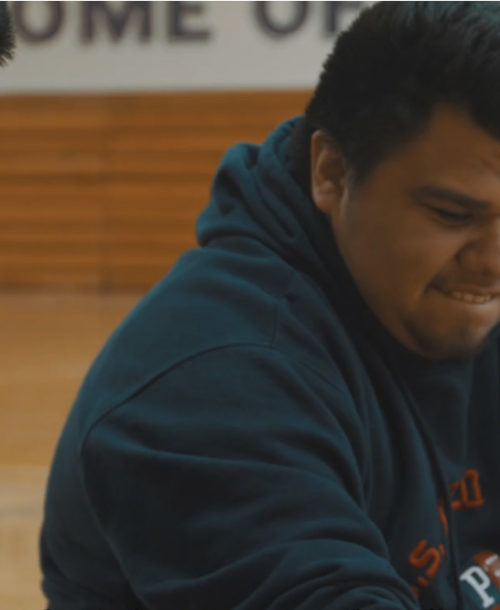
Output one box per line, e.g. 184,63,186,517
41,3,500,609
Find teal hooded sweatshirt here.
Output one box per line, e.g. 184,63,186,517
41,119,500,610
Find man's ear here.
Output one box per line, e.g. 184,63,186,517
310,130,348,219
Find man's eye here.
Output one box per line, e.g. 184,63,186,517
431,207,473,223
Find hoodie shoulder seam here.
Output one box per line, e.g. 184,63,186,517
80,338,351,456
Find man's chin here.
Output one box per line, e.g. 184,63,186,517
407,324,495,363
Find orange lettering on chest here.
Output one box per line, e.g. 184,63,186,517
449,469,484,511
408,468,485,599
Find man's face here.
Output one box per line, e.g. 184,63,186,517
311,106,500,361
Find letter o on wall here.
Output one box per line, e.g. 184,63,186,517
255,1,308,37
13,1,64,43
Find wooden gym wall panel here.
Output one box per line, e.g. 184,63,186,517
0,90,310,291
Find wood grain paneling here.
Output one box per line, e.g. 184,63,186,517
0,90,310,291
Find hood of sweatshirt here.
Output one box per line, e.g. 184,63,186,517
197,117,338,291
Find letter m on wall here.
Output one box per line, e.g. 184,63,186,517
81,1,152,43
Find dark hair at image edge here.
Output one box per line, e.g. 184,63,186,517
0,1,15,66
290,1,500,189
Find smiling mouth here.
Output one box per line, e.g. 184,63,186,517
446,290,496,305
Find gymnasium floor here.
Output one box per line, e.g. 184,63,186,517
0,292,142,609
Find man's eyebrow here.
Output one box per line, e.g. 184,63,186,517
411,185,490,211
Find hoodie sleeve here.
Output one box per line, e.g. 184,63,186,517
81,344,419,610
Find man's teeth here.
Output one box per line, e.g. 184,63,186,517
449,291,494,304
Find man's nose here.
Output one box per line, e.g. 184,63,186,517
458,219,500,281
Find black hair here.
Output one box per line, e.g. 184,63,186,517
0,2,14,67
290,1,500,188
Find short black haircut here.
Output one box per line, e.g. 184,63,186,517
291,1,500,188
0,2,14,67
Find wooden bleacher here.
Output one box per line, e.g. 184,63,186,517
0,90,310,291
